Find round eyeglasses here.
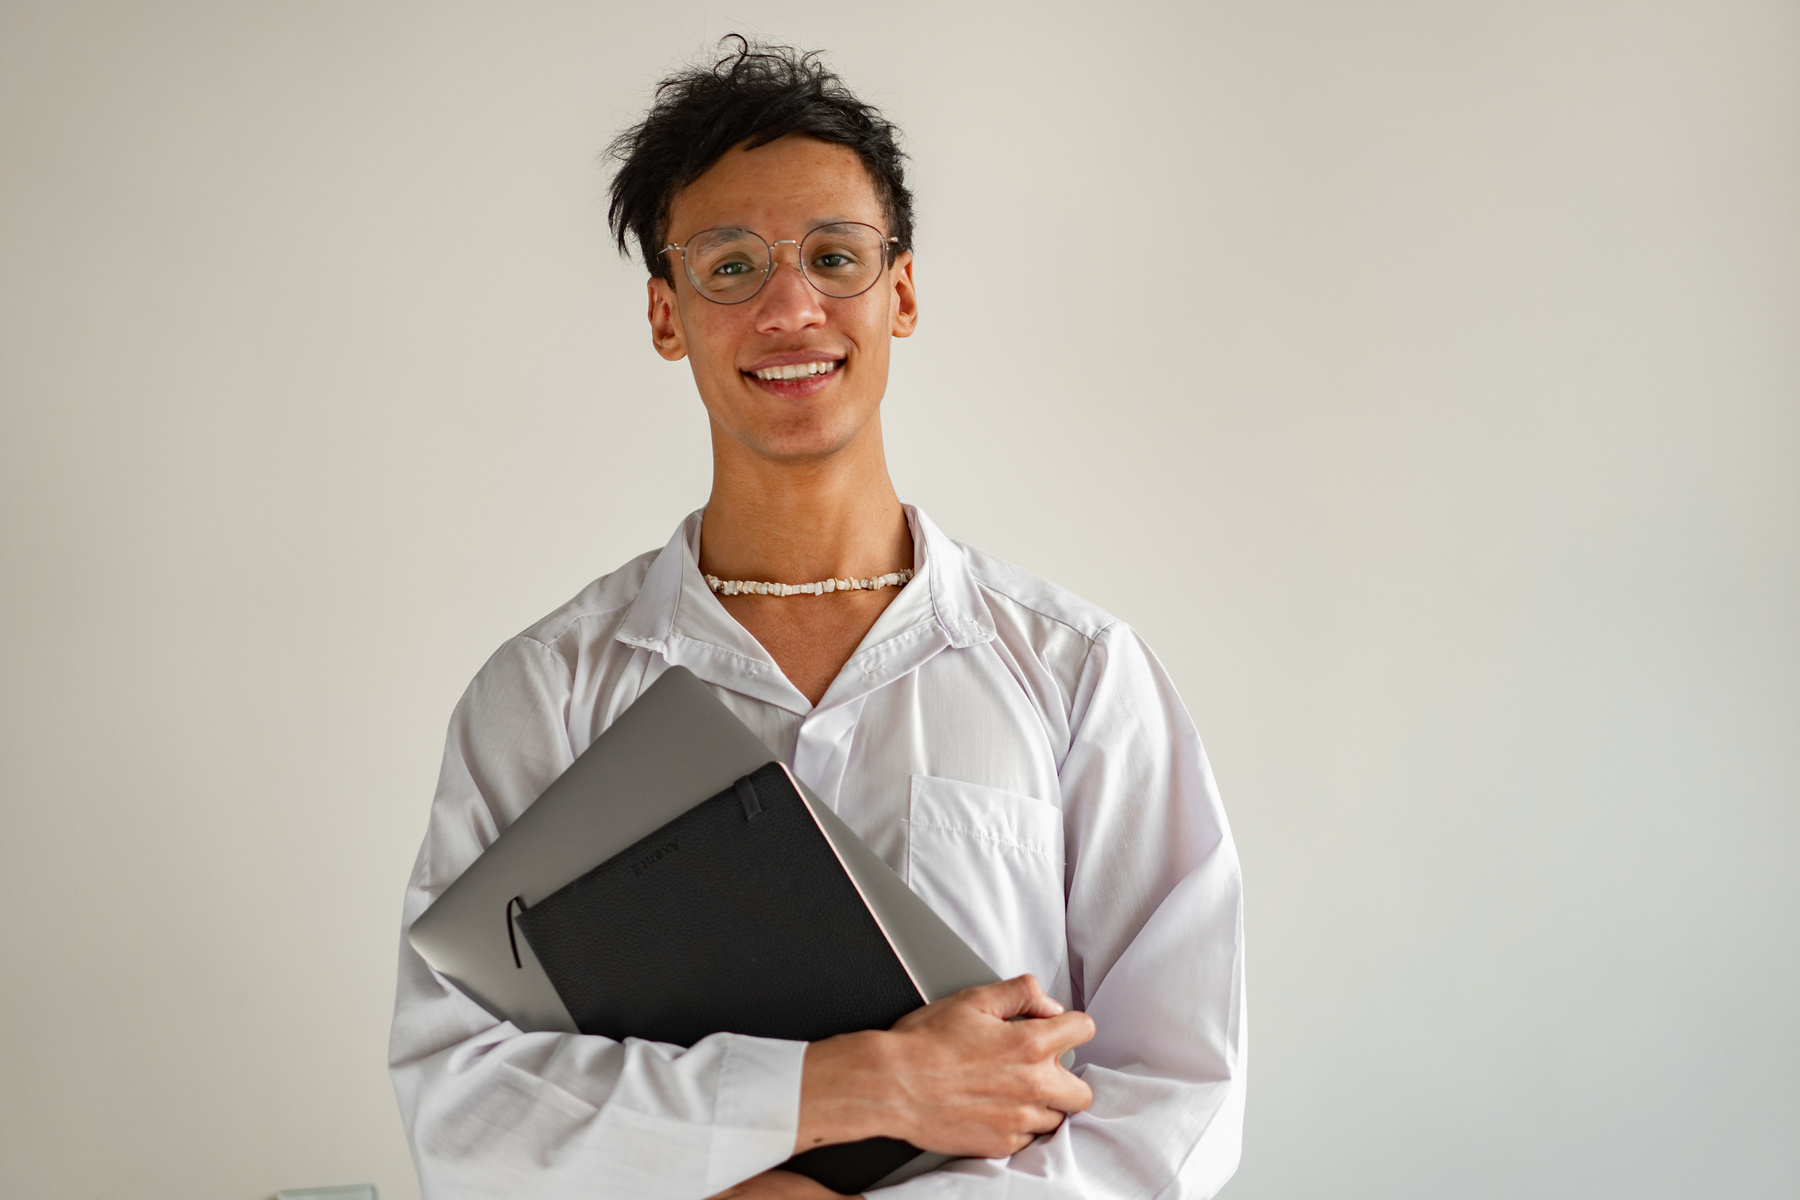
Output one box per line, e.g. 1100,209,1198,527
660,222,900,304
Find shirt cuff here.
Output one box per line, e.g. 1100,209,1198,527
705,1033,809,1192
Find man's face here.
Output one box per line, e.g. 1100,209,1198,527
648,134,917,466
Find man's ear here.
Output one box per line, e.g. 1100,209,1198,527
648,276,687,360
889,250,918,338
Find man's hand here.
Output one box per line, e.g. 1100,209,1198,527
795,975,1096,1159
706,1169,846,1199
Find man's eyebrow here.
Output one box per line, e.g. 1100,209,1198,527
684,217,874,239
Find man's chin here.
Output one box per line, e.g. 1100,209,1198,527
706,392,880,468
745,435,863,466
722,419,872,467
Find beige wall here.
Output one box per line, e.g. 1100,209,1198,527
1,3,1794,1198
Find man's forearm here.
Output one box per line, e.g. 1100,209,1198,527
795,1030,904,1152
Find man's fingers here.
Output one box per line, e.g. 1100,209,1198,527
1039,1064,1095,1115
704,1170,835,1199
1018,1100,1076,1141
969,974,1062,1020
1021,1009,1096,1058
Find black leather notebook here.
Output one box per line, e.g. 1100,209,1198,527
515,761,927,1194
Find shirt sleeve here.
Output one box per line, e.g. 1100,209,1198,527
876,622,1247,1199
387,636,808,1200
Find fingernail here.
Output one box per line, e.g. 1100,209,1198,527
1048,1000,1064,1014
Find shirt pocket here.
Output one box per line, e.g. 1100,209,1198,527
904,774,1069,999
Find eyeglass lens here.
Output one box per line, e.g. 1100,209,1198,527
681,223,887,303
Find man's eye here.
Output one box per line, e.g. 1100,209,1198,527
713,260,755,276
813,252,854,269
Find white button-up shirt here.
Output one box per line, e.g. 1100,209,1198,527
389,506,1246,1199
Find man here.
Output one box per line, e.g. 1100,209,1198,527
390,40,1245,1200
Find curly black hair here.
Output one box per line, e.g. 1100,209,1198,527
607,36,913,283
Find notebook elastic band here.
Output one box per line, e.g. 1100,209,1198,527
734,776,763,821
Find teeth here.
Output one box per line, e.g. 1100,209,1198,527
752,360,837,381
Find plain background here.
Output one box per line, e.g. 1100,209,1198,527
1,2,1795,1198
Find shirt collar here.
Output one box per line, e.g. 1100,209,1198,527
613,504,994,709
909,505,996,649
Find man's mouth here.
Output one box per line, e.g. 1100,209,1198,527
747,360,841,381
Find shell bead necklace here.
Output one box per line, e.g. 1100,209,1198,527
705,569,914,598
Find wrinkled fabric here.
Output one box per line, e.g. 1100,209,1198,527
390,506,1246,1199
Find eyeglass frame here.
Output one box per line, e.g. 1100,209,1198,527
658,221,903,304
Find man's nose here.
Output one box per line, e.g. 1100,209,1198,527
752,244,826,331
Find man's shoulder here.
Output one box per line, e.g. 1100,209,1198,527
513,545,661,654
954,539,1119,645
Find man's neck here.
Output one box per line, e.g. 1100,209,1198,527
698,430,912,586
